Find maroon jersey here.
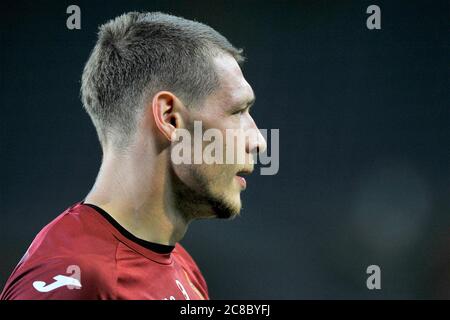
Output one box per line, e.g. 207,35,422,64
0,201,209,300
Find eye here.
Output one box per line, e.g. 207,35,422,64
232,108,247,116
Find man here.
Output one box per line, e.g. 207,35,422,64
0,12,265,299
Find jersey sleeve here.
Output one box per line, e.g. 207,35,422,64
1,254,116,300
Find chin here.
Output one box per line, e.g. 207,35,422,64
213,207,241,220
211,193,242,219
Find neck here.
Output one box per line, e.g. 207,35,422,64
84,148,190,246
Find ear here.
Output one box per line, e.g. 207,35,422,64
152,91,186,141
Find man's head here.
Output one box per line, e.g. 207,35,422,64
81,12,265,220
81,12,244,149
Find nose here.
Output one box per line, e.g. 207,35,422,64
246,118,267,155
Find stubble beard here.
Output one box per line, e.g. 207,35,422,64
170,165,241,220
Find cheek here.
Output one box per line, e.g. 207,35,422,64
200,164,237,189
171,163,192,185
203,163,228,179
173,163,227,188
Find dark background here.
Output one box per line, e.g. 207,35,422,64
1,0,449,299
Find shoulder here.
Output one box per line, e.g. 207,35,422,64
0,202,118,300
173,243,194,261
28,202,118,259
173,243,209,299
173,243,202,273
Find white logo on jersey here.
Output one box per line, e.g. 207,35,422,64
33,265,82,292
162,279,191,300
176,279,190,300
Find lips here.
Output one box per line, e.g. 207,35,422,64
235,168,253,189
235,176,247,189
236,168,253,176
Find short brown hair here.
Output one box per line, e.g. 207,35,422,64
81,12,244,149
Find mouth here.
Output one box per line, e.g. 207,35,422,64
235,169,253,190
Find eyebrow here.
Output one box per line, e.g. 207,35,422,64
231,94,256,111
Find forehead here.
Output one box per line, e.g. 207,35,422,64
211,54,254,106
